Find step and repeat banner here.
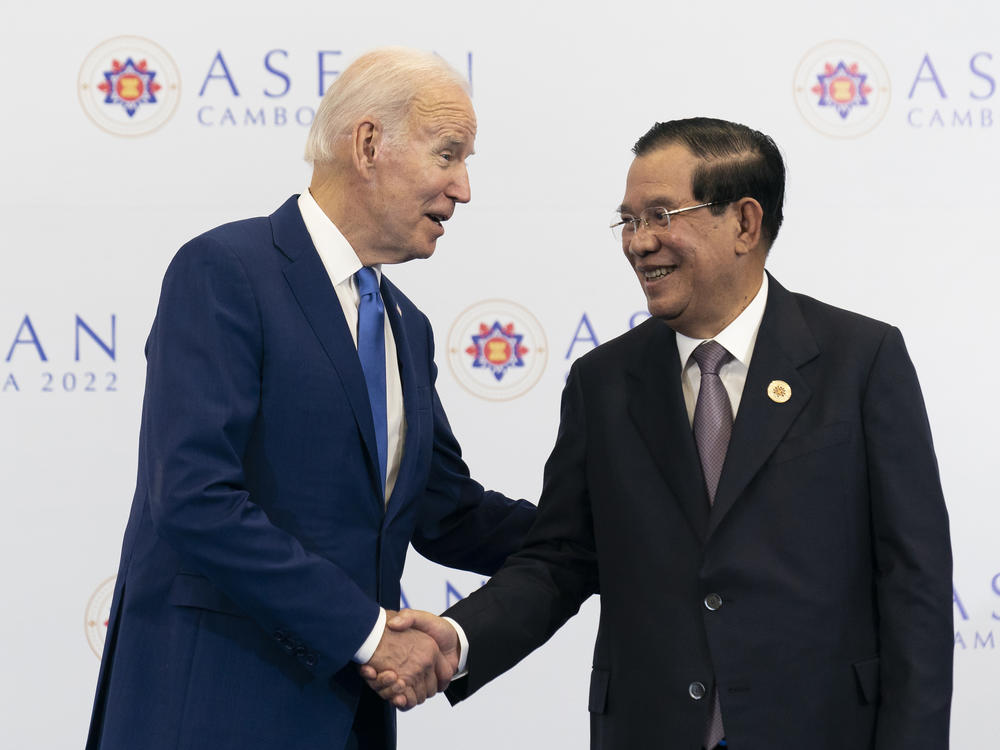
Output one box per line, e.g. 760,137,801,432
1,1,996,747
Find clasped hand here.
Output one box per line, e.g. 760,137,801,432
360,609,459,710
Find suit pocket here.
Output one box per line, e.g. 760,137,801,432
589,668,610,714
770,421,852,465
168,572,247,618
852,656,880,705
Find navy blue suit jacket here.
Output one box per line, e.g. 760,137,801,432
446,276,953,749
86,196,536,749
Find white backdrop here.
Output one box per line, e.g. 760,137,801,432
1,1,996,747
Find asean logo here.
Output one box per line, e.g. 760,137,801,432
85,575,116,658
78,36,181,136
794,41,890,138
447,300,547,401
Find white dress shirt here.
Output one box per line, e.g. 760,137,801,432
296,190,407,663
675,273,769,426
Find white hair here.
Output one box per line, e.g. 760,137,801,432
304,47,469,165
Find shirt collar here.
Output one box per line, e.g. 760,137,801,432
675,272,769,370
297,189,380,287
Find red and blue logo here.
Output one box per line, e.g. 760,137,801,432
466,320,529,381
812,60,873,119
98,57,162,117
79,36,180,137
794,41,890,138
448,300,547,401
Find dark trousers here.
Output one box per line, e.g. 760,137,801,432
345,688,391,750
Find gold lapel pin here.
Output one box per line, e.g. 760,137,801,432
767,380,791,403
396,304,402,317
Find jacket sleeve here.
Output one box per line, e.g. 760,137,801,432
410,313,537,576
142,236,380,680
443,361,599,700
863,326,953,748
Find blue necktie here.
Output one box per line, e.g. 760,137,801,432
355,267,387,493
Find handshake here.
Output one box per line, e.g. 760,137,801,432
360,610,459,710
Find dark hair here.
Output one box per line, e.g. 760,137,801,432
632,117,785,247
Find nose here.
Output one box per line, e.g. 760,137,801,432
626,224,659,257
447,164,471,204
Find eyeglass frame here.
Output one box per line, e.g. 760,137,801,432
610,199,734,241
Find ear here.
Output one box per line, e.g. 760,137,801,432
352,119,384,178
733,197,764,256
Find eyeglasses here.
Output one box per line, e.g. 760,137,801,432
610,201,730,242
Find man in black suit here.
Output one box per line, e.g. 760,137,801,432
366,117,953,749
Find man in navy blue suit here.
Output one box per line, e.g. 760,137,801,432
85,47,536,750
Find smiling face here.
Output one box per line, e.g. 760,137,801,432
619,143,763,339
364,82,476,265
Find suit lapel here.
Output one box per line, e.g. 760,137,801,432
708,275,819,537
381,279,420,522
270,197,384,507
626,320,711,541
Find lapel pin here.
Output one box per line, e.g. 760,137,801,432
396,304,402,317
767,380,791,403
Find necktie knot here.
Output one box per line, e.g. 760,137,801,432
691,340,731,376
356,267,381,302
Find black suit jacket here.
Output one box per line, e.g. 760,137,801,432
446,275,952,749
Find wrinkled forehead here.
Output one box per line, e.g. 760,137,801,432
408,83,477,139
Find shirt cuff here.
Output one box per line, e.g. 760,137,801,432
442,616,469,675
353,607,387,664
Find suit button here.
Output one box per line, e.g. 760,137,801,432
688,681,706,700
704,593,723,611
